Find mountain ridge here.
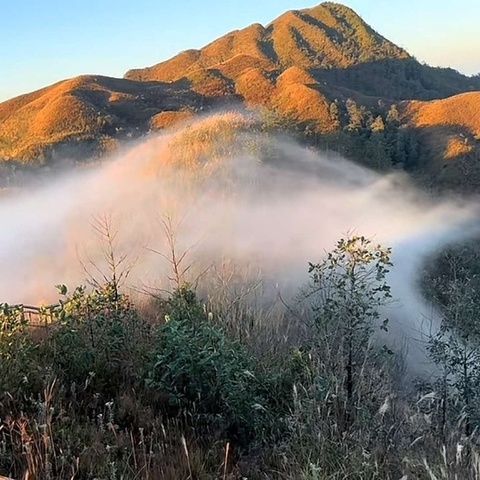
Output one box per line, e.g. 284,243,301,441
0,1,479,188
124,2,410,84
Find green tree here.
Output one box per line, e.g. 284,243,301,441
305,236,393,426
49,283,151,398
386,104,400,125
428,251,480,435
345,98,364,131
147,285,289,442
0,303,41,403
329,100,341,129
364,131,391,170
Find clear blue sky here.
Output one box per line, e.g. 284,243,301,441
1,0,479,101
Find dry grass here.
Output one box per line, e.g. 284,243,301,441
125,23,275,84
0,75,200,162
403,92,480,137
444,136,474,159
0,77,113,160
272,79,333,133
126,2,408,85
3,205,480,477
5,278,480,479
121,0,411,137
149,110,194,130
235,68,276,105
402,92,480,173
133,111,256,182
187,68,235,97
125,49,201,83
0,78,98,157
214,53,273,80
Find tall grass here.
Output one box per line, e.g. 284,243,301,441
2,257,480,479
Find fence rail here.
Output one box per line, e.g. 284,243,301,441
1,303,60,337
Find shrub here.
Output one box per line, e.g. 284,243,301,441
303,236,393,425
49,282,152,400
0,303,42,405
147,285,290,443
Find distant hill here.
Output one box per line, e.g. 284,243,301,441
403,92,480,139
0,75,203,162
125,2,478,102
401,92,480,189
125,3,409,81
0,1,479,188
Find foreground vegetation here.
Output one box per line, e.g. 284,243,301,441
2,236,480,479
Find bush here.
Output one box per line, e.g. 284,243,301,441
0,303,42,405
147,285,290,443
49,282,152,400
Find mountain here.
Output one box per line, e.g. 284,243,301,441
125,3,409,81
0,1,479,187
125,2,478,101
0,75,203,163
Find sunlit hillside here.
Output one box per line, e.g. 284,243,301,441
0,1,479,191
0,75,201,162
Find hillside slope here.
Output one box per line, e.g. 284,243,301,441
399,92,480,188
404,92,480,138
0,75,204,162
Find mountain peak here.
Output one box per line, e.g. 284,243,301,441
125,2,409,84
310,2,364,17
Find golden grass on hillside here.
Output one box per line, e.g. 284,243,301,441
0,1,477,165
401,92,480,170
187,69,235,97
126,50,201,83
212,54,274,80
271,11,346,68
132,111,258,192
200,22,272,67
272,82,333,133
125,2,408,85
404,92,480,136
0,74,201,162
235,68,276,105
0,79,102,159
150,110,194,130
126,23,275,84
444,136,474,159
117,1,412,149
161,111,254,166
276,66,318,86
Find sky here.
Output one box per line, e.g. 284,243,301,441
1,0,479,102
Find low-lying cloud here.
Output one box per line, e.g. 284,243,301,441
0,111,478,375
